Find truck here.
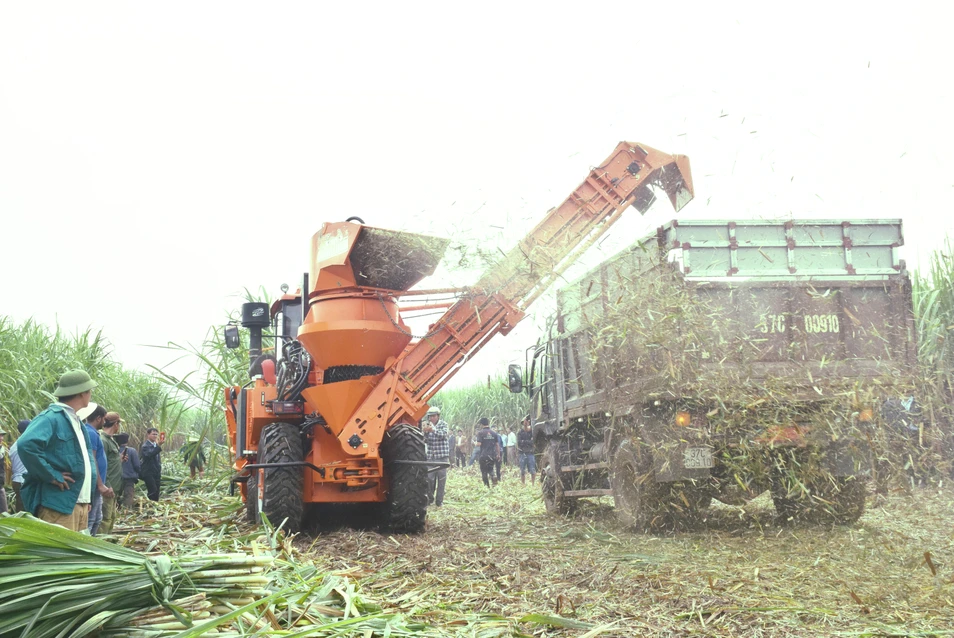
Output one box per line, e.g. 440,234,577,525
223,141,694,533
510,219,915,528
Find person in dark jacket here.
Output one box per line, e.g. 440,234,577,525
140,428,163,501
99,413,123,532
117,433,141,508
475,418,500,488
18,369,99,531
517,416,537,485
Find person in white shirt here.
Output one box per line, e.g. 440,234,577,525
8,420,30,512
505,429,517,466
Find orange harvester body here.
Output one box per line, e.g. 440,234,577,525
225,141,693,530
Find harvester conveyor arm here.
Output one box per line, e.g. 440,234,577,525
402,142,694,400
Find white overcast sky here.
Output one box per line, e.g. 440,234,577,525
1,2,952,388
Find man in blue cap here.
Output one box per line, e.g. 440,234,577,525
18,369,99,532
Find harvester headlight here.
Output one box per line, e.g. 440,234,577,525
675,411,691,427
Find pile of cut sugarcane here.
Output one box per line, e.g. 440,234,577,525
0,514,429,637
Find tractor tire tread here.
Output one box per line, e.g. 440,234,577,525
260,422,305,534
381,424,428,534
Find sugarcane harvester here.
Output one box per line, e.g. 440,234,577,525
224,142,694,533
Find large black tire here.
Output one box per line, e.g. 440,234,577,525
773,475,867,525
541,443,575,516
771,450,867,525
611,439,660,530
381,423,428,534
245,469,259,523
259,422,305,533
611,439,710,531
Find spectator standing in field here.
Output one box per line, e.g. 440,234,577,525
1,430,9,513
423,407,450,507
77,403,111,536
446,430,457,471
140,428,164,501
18,369,99,532
99,413,123,533
475,418,500,488
8,420,30,512
455,430,466,468
505,428,517,466
494,428,504,482
517,416,537,485
181,436,206,479
117,433,140,508
468,434,480,467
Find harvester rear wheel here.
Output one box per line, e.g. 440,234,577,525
381,423,428,534
259,422,304,534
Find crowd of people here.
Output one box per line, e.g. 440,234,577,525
0,369,172,533
422,407,537,500
2,369,534,531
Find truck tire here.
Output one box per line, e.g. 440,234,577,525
541,443,575,516
771,451,867,525
245,469,259,523
381,423,428,534
611,439,661,529
773,476,867,525
259,422,305,533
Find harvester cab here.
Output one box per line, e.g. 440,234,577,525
224,141,693,534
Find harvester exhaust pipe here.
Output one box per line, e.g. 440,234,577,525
241,302,270,374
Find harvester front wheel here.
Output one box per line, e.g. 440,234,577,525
259,422,304,534
381,423,428,534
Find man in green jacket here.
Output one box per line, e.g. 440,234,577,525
18,369,99,532
100,412,124,533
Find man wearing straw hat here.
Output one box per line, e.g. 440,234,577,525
18,369,99,532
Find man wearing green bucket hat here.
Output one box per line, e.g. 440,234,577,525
18,369,100,532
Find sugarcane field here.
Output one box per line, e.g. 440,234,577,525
2,5,954,638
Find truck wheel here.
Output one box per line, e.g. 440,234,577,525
245,469,259,523
259,422,305,533
772,479,867,524
771,451,867,525
611,439,659,529
823,477,868,524
541,444,574,516
381,423,428,534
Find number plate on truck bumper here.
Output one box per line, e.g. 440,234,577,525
684,447,714,469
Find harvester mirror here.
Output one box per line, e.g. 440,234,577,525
508,364,524,394
224,325,240,349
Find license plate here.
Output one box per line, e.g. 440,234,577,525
684,447,713,469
